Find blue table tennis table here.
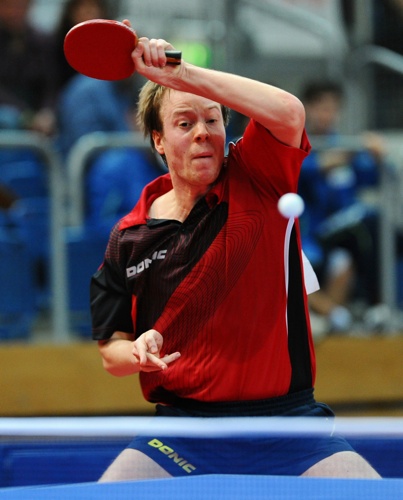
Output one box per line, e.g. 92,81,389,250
0,474,402,500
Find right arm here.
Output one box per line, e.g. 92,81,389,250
91,227,180,378
98,329,181,377
127,23,305,148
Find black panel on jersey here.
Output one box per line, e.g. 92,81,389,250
132,198,228,336
287,226,313,393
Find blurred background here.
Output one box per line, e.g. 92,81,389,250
1,0,403,420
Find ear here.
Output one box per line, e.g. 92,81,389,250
152,131,164,155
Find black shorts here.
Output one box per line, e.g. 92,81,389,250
127,389,355,477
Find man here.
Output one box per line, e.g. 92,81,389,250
91,21,380,481
0,0,56,136
298,80,386,334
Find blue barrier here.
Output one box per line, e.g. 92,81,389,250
0,436,402,488
0,439,129,487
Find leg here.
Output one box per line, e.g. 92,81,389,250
99,449,172,482
326,261,354,306
302,451,381,479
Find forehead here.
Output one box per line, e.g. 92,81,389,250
310,93,341,109
0,0,31,13
161,90,221,117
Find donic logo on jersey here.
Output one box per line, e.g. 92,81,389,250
148,439,196,473
126,250,167,278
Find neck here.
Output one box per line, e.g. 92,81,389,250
149,188,203,222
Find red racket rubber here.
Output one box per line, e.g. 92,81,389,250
64,19,181,81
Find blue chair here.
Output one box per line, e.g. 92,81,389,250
85,147,162,230
8,197,51,309
0,227,36,340
0,160,48,199
65,226,109,336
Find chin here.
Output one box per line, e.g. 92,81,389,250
198,170,220,186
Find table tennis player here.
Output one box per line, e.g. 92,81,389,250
90,21,381,481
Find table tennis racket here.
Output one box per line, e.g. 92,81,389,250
64,19,182,81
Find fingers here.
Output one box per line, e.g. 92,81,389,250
133,351,181,373
133,37,175,70
162,351,181,365
361,131,385,159
145,333,160,355
132,329,180,372
134,333,158,365
145,350,181,372
144,38,168,67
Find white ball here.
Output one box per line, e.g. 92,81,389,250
278,193,305,219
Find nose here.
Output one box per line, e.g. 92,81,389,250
194,121,210,141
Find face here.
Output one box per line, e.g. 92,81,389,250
153,90,226,192
305,93,342,135
0,0,31,31
71,0,105,26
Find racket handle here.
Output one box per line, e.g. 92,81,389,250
165,50,182,65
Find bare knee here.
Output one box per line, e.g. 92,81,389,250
302,451,381,479
99,449,172,482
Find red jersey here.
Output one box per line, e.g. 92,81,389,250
91,119,313,404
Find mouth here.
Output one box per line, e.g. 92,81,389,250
193,153,213,160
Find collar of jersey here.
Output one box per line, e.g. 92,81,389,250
119,168,225,231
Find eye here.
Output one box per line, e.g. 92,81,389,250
179,121,191,128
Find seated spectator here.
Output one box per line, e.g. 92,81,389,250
85,147,165,234
56,75,143,158
57,69,162,233
298,80,388,336
0,0,57,137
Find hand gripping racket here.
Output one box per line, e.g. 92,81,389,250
64,19,182,81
